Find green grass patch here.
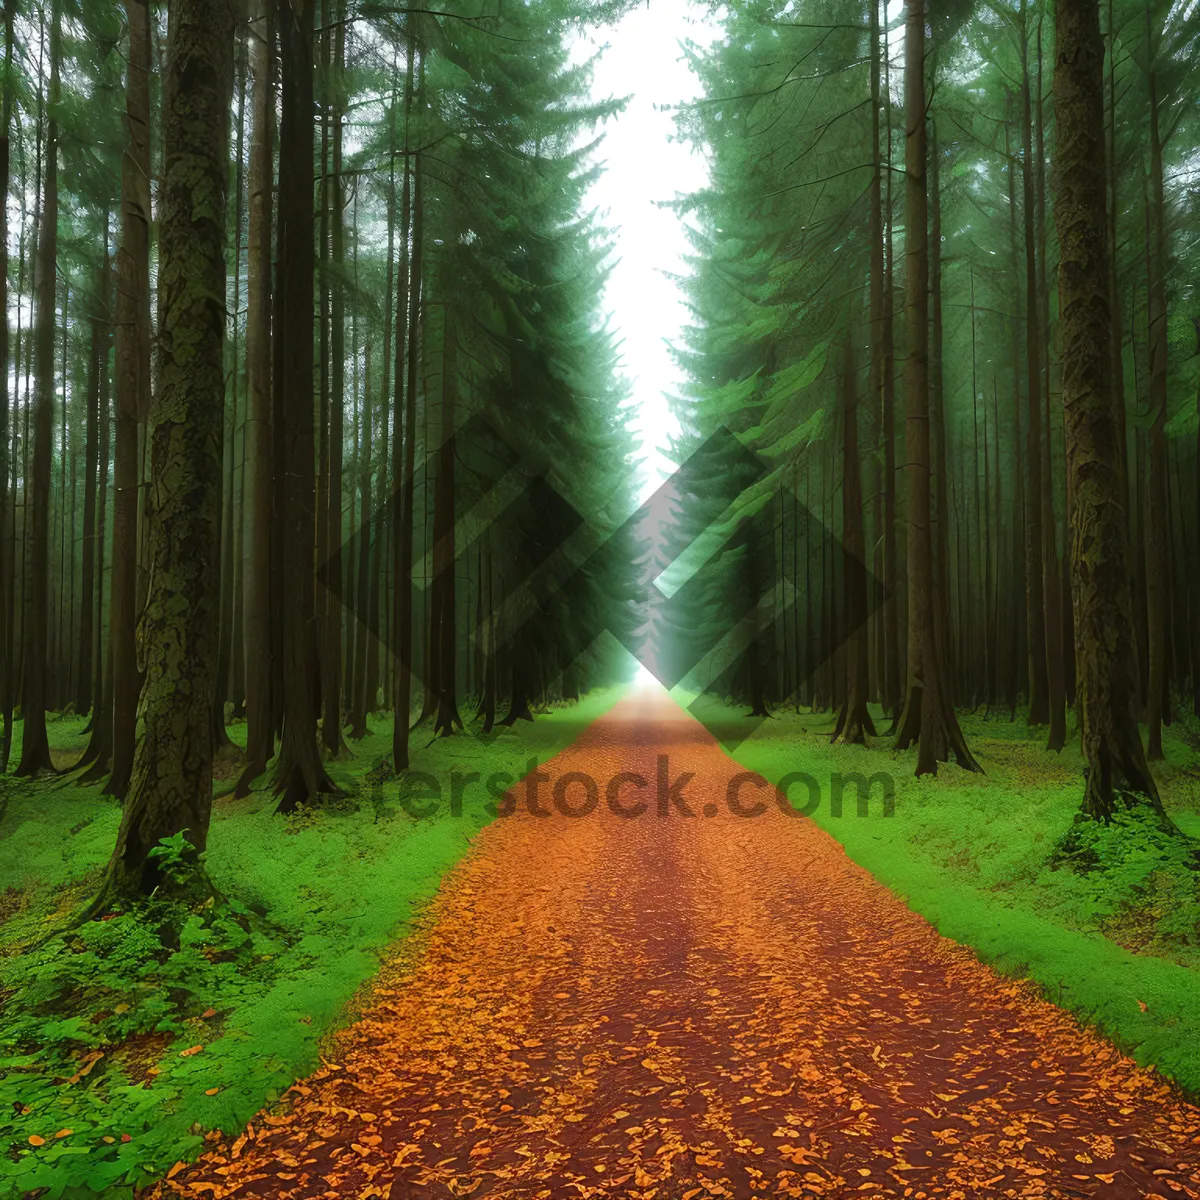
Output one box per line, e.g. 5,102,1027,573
0,689,624,1198
694,694,1200,1097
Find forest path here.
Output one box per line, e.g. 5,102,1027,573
161,687,1200,1200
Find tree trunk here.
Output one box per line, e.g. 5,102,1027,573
1005,118,1027,720
479,541,496,732
92,0,234,907
832,318,874,745
75,220,106,716
15,0,59,778
880,36,900,719
212,36,249,755
892,0,980,776
1104,0,1129,536
348,340,373,738
77,243,114,776
77,362,113,775
431,305,462,738
106,0,151,798
1034,20,1067,752
929,121,955,703
392,39,419,770
320,9,348,758
866,0,884,713
236,0,274,794
1143,51,1169,761
1020,3,1049,729
272,0,336,813
1052,0,1163,825
0,0,14,772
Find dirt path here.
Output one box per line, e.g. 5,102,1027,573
163,688,1200,1199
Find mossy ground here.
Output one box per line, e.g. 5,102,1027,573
0,688,625,1198
699,692,1200,1098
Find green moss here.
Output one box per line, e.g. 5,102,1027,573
0,689,625,1198
709,695,1200,1098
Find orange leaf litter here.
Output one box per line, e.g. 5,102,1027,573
157,688,1200,1199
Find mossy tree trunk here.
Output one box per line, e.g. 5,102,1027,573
94,0,235,906
1052,0,1163,823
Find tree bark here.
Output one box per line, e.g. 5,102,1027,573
396,83,425,765
212,35,248,755
832,317,874,745
15,0,59,778
880,30,900,719
1036,21,1067,752
93,0,234,906
1143,47,1169,761
431,305,462,738
75,221,107,716
892,0,980,776
929,120,955,703
392,38,419,770
1000,119,1026,720
1104,0,1129,537
1052,0,1162,824
320,8,348,758
1020,2,1049,729
348,341,374,738
0,0,14,772
236,0,274,795
106,0,152,798
272,0,336,812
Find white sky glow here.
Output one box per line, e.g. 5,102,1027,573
572,0,720,501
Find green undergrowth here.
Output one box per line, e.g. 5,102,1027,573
702,691,1200,1098
0,687,625,1198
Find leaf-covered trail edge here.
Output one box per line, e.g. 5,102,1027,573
157,687,1200,1199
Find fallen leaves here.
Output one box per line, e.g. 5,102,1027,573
152,691,1200,1200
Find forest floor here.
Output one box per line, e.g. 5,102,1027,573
153,686,1200,1200
725,696,1200,1094
2,686,1200,1200
0,690,626,1197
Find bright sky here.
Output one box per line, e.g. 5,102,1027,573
572,0,720,501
